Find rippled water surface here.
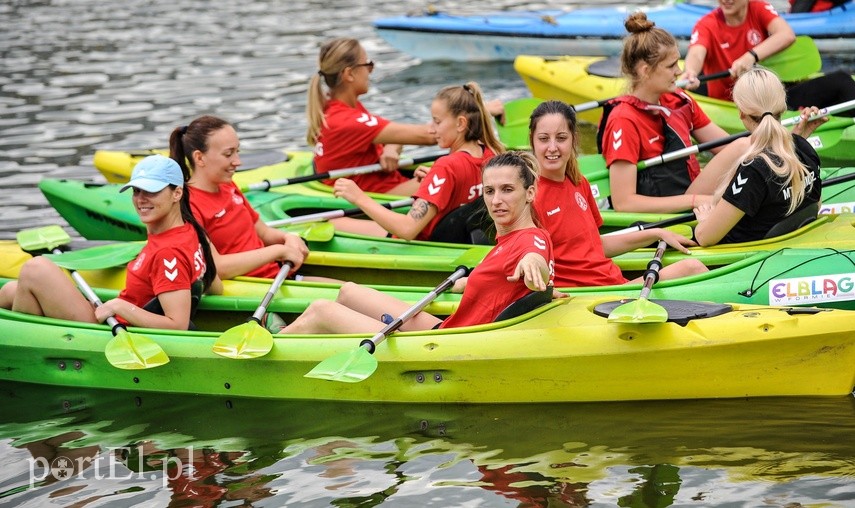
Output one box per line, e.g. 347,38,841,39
2,0,855,506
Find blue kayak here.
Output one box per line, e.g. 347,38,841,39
374,1,855,61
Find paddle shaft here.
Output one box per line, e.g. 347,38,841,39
243,153,445,192
638,98,855,169
266,198,414,227
574,70,731,113
359,265,469,354
638,241,667,301
250,262,292,323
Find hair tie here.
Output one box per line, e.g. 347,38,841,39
179,125,188,135
462,83,472,94
761,112,775,120
317,70,325,77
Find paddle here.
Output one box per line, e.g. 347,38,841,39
607,240,668,324
241,153,446,192
212,262,292,359
304,265,469,383
267,198,414,227
16,226,169,370
760,35,821,83
638,98,855,169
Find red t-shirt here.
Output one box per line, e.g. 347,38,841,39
689,1,781,100
119,222,206,309
534,175,626,287
440,228,554,329
313,99,408,193
601,93,711,181
188,182,279,279
411,147,494,241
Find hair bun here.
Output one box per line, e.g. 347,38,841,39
625,12,655,34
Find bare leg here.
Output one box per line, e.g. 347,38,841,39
336,282,442,331
281,299,387,334
385,178,420,197
330,217,390,237
12,257,97,322
686,138,750,195
0,281,17,309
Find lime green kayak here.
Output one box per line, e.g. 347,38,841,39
1,294,853,402
514,54,855,166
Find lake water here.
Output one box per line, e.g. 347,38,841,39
1,0,854,506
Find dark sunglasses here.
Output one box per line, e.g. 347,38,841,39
352,60,375,72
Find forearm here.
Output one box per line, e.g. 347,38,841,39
601,230,659,258
355,194,427,240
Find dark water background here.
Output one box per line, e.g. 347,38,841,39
1,0,854,506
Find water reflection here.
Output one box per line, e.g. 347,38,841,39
1,381,853,506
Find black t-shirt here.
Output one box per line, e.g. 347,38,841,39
720,135,821,244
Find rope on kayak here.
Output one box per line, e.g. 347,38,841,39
738,248,855,297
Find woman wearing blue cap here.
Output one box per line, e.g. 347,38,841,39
1,155,221,330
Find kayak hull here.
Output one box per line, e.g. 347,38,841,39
374,3,855,61
1,298,854,403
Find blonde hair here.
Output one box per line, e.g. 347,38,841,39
434,81,505,156
305,38,362,145
732,67,810,214
621,12,678,91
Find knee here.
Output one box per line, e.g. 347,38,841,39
679,259,708,277
0,281,17,309
18,257,61,286
336,281,362,305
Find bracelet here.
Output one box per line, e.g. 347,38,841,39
747,49,759,63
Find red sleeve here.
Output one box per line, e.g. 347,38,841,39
148,246,195,296
688,94,712,130
602,108,642,167
413,157,455,208
753,1,782,27
689,11,716,50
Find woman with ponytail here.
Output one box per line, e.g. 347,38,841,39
693,67,824,245
330,81,504,241
1,155,221,330
307,38,504,196
169,115,311,281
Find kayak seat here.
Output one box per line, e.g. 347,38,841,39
141,279,204,330
763,202,819,239
495,286,553,322
586,57,622,79
429,198,495,245
592,300,733,326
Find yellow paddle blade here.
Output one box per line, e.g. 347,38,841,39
104,329,170,370
607,297,668,324
212,320,274,359
304,346,378,383
16,225,71,253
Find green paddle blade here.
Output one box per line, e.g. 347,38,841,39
104,328,171,370
762,36,820,82
212,320,274,359
451,246,490,268
304,345,378,383
497,97,543,149
45,242,144,270
286,221,336,242
16,226,71,253
607,297,668,324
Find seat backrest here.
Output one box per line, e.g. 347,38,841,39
494,286,553,322
141,279,204,330
763,202,819,239
429,198,495,245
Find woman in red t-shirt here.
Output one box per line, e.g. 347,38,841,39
599,12,736,214
306,38,505,196
169,115,310,281
1,155,220,329
281,151,554,333
532,100,707,288
330,81,503,241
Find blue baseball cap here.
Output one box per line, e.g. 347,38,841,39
119,155,184,193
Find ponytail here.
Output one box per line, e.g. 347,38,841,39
306,38,362,145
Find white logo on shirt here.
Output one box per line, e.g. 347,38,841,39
719,42,730,49
427,174,446,195
214,208,226,218
611,129,623,151
163,257,178,281
131,252,146,272
546,206,561,216
731,173,748,195
747,30,762,46
356,113,378,127
690,30,699,45
533,235,547,251
575,192,588,211
648,135,660,145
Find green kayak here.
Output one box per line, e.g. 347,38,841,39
1,295,853,402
